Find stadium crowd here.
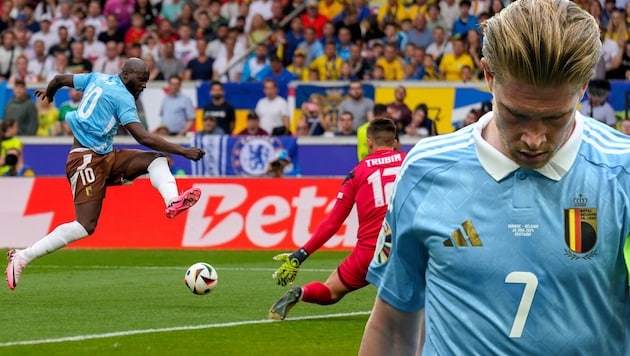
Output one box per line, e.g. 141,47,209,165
0,0,628,144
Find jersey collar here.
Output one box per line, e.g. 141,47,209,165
473,111,584,182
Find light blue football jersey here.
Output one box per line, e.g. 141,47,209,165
368,112,630,355
65,73,140,154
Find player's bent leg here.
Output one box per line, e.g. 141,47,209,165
269,286,302,320
321,269,353,304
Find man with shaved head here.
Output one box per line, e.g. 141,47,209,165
5,57,206,291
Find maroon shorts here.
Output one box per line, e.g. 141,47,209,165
65,148,147,204
337,244,375,291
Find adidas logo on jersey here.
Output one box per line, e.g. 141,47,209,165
444,220,483,247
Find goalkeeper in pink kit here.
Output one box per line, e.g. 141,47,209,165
269,118,405,320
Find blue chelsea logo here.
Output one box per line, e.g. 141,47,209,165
231,136,284,176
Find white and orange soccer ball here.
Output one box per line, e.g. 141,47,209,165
184,262,218,295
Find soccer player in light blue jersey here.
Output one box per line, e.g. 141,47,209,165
6,58,206,290
360,0,630,354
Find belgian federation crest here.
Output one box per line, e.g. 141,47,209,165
231,136,284,176
563,208,598,260
373,221,392,265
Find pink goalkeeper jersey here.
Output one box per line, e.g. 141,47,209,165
304,149,405,253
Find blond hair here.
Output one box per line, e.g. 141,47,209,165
482,0,601,90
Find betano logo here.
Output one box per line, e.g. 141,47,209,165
444,220,483,247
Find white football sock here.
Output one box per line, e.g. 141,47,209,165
19,221,89,264
148,157,179,206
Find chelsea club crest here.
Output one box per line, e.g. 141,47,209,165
231,136,284,176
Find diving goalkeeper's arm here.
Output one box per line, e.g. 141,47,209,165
273,195,354,286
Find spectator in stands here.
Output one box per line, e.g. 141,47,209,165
311,41,343,80
203,81,236,134
248,14,270,48
212,36,243,82
15,30,33,61
407,0,428,21
605,8,627,48
93,40,122,75
221,0,240,22
579,79,616,128
301,0,328,39
595,24,619,79
238,111,269,136
0,30,22,80
175,3,196,30
425,2,447,34
376,43,405,80
57,87,82,136
377,0,407,30
460,65,478,82
460,107,480,128
295,118,310,137
371,64,385,80
334,6,362,42
159,75,196,136
242,43,269,82
249,0,274,23
27,40,54,83
141,29,160,60
381,22,407,53
143,53,164,81
348,44,371,80
255,78,291,135
403,61,417,80
334,111,357,136
193,11,214,42
158,42,186,80
405,103,437,137
320,21,339,47
620,119,630,135
48,26,73,58
51,1,78,37
339,60,358,80
124,13,146,46
256,54,296,87
299,93,331,136
439,36,474,81
265,149,291,178
157,19,179,45
336,27,352,61
197,114,225,136
98,14,125,54
287,49,309,80
0,118,20,163
440,0,459,36
67,41,93,74
406,13,433,50
174,24,198,66
426,26,452,65
123,43,142,62
30,18,58,53
160,0,185,24
339,80,374,130
83,1,107,35
33,0,56,23
601,0,615,28
607,39,630,79
21,3,40,34
451,0,478,39
46,52,72,81
230,3,249,30
416,53,439,80
4,80,37,136
487,0,505,17
9,55,37,84
296,27,324,68
36,96,59,136
267,1,286,30
83,25,106,63
183,38,214,80
468,0,490,17
1,146,34,176
284,17,304,65
208,0,229,32
319,0,343,21
387,85,412,133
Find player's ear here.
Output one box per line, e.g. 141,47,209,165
481,58,494,92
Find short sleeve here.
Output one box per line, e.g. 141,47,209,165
73,73,93,91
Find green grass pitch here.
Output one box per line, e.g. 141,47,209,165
0,249,376,355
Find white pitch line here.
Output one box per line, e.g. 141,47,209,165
36,265,335,272
0,311,371,347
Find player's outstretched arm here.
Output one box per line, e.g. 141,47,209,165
125,122,205,161
359,296,422,356
34,74,74,103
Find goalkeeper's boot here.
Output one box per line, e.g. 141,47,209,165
165,188,201,218
269,286,302,320
6,249,26,290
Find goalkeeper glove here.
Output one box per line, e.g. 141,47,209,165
272,247,309,286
